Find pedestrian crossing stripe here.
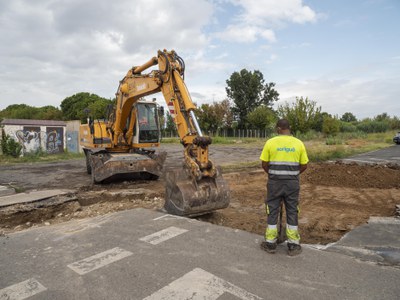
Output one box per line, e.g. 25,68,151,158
67,247,133,275
0,278,47,300
139,226,188,245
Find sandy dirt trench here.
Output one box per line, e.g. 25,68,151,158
1,144,400,244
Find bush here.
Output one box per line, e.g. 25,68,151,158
1,132,22,157
322,116,340,136
356,120,389,133
294,130,321,141
339,121,357,133
388,117,400,130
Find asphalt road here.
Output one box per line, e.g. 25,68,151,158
1,209,399,300
341,145,400,165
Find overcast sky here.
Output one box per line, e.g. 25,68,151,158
0,0,399,119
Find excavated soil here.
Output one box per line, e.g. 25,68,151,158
200,162,400,244
1,161,400,244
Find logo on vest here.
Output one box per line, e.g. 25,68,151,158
277,147,295,153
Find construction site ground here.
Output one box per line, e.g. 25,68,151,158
1,144,399,245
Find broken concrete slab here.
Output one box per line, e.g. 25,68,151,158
0,189,74,208
0,185,15,197
324,217,400,266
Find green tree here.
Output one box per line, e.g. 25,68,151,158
36,105,63,120
374,113,390,122
60,92,112,122
340,112,357,122
226,69,279,128
247,106,276,130
322,115,340,136
389,116,400,130
0,104,38,119
313,111,331,132
196,99,234,132
0,104,62,120
277,97,322,134
165,111,176,135
87,99,113,120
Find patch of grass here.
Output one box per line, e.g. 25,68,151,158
325,137,344,145
337,131,368,140
7,184,25,193
365,131,397,143
0,151,84,165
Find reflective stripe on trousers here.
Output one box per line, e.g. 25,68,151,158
265,224,300,244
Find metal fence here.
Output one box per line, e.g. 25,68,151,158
162,128,274,139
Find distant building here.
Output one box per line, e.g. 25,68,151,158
1,119,66,155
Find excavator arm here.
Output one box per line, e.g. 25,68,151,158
111,50,216,177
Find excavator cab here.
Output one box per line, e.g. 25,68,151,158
135,102,160,144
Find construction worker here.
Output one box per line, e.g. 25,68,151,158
259,119,308,256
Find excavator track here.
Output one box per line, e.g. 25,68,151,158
164,166,230,216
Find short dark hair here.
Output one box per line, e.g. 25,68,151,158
276,119,290,130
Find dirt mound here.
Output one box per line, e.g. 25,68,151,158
199,163,400,244
303,162,400,189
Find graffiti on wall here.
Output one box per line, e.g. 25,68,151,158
14,127,64,154
46,127,64,153
15,127,42,153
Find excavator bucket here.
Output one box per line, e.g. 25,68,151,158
164,166,230,216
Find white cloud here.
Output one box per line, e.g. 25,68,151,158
214,0,317,44
265,54,278,64
0,0,215,108
215,25,276,42
277,76,400,119
232,0,317,25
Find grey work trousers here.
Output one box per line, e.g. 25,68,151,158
266,179,300,226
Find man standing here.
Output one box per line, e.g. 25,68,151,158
259,119,308,256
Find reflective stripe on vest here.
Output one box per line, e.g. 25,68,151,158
269,170,300,176
269,161,300,166
268,161,300,177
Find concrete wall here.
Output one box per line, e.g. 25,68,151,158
2,124,66,155
66,120,83,153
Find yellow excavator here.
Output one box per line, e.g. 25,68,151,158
79,49,230,216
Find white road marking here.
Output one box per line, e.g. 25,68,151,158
67,247,133,275
341,159,377,164
368,158,389,161
152,214,187,221
0,278,47,300
139,226,188,245
143,268,262,300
